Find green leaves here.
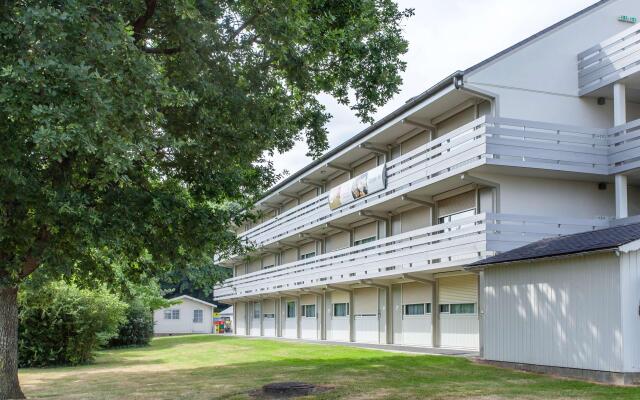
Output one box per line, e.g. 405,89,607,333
0,0,411,287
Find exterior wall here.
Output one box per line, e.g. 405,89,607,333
326,172,349,190
282,248,297,264
400,206,431,233
282,298,298,338
401,132,429,154
395,282,433,346
328,291,350,342
354,287,379,343
619,249,640,372
353,157,377,176
439,274,479,350
247,259,261,273
153,298,213,335
300,294,319,340
263,299,276,337
473,172,640,220
299,188,317,203
326,231,350,252
235,302,247,335
354,221,377,242
466,0,640,127
482,252,624,372
299,241,317,258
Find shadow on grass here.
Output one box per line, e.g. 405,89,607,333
21,351,640,400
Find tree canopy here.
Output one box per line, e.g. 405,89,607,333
0,1,412,398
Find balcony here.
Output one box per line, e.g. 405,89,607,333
215,213,608,301
578,23,640,95
235,116,615,252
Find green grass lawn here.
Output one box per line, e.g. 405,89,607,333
18,335,640,399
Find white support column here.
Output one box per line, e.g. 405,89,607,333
614,83,628,219
616,174,629,219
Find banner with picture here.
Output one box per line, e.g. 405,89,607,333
328,164,386,210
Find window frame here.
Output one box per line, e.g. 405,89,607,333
333,302,349,318
403,303,432,316
437,208,476,224
299,251,316,260
439,303,476,315
353,236,377,246
263,313,275,319
193,309,203,323
253,303,261,319
286,301,296,318
301,304,316,318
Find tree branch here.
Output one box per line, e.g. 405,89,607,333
227,12,260,44
132,0,158,44
141,46,181,55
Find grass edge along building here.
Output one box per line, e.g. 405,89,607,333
215,0,640,382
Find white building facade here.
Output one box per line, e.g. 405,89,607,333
214,0,640,373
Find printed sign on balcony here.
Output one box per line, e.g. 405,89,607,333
328,164,386,210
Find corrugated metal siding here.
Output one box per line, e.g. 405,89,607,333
299,188,317,203
620,249,640,372
326,231,350,252
354,287,378,315
282,248,297,264
402,282,432,304
247,259,261,273
401,207,431,233
354,222,377,241
439,274,478,304
401,132,428,155
438,191,476,217
436,106,474,137
236,302,246,335
326,172,349,190
353,157,377,176
482,252,623,372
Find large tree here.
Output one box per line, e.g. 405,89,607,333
0,1,412,398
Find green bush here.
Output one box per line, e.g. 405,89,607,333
18,281,127,367
108,299,154,347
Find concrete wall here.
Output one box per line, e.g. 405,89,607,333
482,252,624,371
154,298,213,335
466,0,640,127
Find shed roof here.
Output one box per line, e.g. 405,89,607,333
467,222,640,270
170,295,216,308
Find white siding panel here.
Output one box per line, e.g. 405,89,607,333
440,315,479,349
326,231,350,253
401,207,431,233
354,222,377,242
299,188,317,203
438,191,476,218
236,302,247,336
439,274,478,304
619,249,640,372
401,132,428,155
283,298,298,339
282,248,297,264
247,259,261,273
353,157,377,176
482,253,623,371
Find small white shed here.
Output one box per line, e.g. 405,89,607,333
153,295,215,335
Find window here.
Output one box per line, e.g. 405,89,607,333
450,303,476,314
333,303,349,317
302,304,316,318
263,313,275,319
164,309,180,320
439,303,476,314
253,303,261,319
404,303,432,316
353,236,377,246
438,209,476,224
262,264,275,269
193,309,203,323
300,252,316,260
286,301,296,318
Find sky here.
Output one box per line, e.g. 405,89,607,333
269,0,600,179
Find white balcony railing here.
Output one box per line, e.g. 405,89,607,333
609,118,640,174
234,116,611,252
215,213,608,300
578,23,640,95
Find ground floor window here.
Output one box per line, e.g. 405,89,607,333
193,309,203,323
164,309,180,320
253,304,261,319
302,304,316,318
263,313,275,319
403,303,431,316
287,301,296,318
333,303,349,317
440,303,475,314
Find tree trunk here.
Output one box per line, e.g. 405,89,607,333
0,285,25,400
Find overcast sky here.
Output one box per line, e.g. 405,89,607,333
269,0,599,179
